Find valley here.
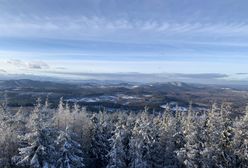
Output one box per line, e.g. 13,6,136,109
1,79,248,114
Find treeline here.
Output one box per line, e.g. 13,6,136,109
0,97,248,168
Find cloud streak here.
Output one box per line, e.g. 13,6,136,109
28,61,50,69
0,69,6,73
39,71,230,84
1,16,248,40
1,58,248,84
6,59,50,70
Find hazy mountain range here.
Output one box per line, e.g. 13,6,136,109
0,71,248,86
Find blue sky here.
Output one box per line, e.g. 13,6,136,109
0,0,248,82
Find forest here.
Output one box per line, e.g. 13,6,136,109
0,97,248,168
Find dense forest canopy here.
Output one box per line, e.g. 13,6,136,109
0,97,247,168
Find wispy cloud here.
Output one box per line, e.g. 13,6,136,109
1,57,248,75
0,69,6,73
1,58,248,84
7,59,26,67
40,71,229,84
6,59,50,70
159,73,229,79
1,16,248,40
28,61,50,69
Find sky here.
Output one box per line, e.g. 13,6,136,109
0,0,248,83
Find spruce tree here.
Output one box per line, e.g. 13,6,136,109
90,112,111,168
56,127,85,168
15,98,57,168
106,123,127,168
233,105,248,167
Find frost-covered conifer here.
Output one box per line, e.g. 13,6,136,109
90,112,112,168
128,120,148,168
177,103,198,167
15,98,58,168
56,127,85,168
233,105,248,167
71,103,93,154
216,103,235,167
128,112,158,168
106,122,127,168
159,110,182,167
55,98,71,130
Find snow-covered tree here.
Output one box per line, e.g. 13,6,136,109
54,97,71,130
106,122,127,168
0,122,18,167
128,112,160,168
41,97,55,127
71,104,93,155
128,120,148,168
16,128,57,167
178,111,210,167
15,98,58,168
216,103,235,167
233,105,248,167
90,112,112,168
177,103,198,167
56,127,85,168
0,93,19,166
196,103,235,168
0,93,9,118
159,109,183,167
